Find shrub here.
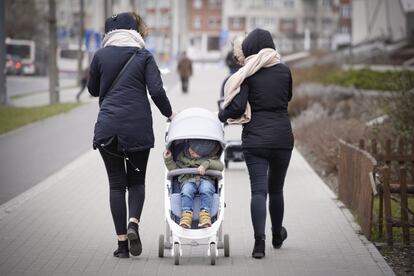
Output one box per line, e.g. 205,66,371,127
294,118,370,192
384,72,414,139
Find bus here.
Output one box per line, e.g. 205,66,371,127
5,38,36,75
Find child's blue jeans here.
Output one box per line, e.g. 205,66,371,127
181,179,215,213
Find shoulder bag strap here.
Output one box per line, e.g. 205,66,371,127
100,49,138,99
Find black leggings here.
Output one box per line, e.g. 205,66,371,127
99,140,150,235
243,148,292,240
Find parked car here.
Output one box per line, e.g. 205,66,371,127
5,54,23,75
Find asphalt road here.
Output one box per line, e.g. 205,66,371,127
0,70,179,205
6,75,77,98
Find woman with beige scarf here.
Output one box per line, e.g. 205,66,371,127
218,28,294,259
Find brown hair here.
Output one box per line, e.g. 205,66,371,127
131,12,149,39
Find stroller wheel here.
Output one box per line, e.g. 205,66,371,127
158,234,164,258
224,234,230,257
210,242,216,265
173,243,180,265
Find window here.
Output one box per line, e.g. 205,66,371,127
340,5,351,18
264,0,275,8
193,16,201,29
250,0,263,8
303,17,315,29
230,17,242,29
208,0,221,9
208,16,221,29
322,0,331,6
284,0,294,8
193,0,202,9
279,18,296,33
207,36,220,51
340,25,350,34
322,18,332,34
160,14,170,27
252,17,276,30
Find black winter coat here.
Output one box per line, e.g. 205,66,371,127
218,29,294,150
88,46,172,151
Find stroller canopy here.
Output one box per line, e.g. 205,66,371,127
166,107,225,149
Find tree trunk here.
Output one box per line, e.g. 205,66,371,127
48,0,59,104
77,0,85,85
0,0,7,105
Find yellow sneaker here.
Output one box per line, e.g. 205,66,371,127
179,211,193,228
198,210,212,228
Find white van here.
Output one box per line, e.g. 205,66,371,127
6,38,36,75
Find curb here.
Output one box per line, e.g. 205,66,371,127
294,148,396,276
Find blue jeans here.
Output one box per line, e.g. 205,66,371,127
181,179,215,213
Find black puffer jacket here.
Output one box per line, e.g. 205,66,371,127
218,29,294,150
88,46,172,151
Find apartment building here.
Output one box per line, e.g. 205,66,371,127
223,0,341,53
184,0,223,61
134,0,174,63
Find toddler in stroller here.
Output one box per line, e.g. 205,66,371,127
164,139,224,229
158,107,230,265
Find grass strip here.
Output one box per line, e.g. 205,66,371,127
292,65,414,91
0,102,82,134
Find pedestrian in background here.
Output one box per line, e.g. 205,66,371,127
88,12,175,259
75,66,89,102
219,28,293,259
177,51,192,93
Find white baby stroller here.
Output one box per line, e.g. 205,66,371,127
158,107,230,265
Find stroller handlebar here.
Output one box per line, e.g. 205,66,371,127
167,168,223,180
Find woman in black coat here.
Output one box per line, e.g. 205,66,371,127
88,12,174,258
218,29,293,258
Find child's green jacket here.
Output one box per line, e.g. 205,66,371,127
164,151,224,184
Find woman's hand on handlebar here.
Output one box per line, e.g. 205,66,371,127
168,111,177,121
198,165,206,176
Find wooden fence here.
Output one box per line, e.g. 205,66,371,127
338,139,377,240
359,139,414,245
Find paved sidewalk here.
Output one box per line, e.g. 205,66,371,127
0,66,394,275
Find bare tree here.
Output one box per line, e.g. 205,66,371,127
48,0,59,104
5,0,40,39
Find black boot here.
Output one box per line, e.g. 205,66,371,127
127,222,142,256
113,240,129,258
272,226,287,249
252,239,265,259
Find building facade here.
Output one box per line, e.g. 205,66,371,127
352,0,407,45
223,0,342,53
185,0,223,61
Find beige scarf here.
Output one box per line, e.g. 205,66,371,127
102,29,145,49
223,48,281,124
